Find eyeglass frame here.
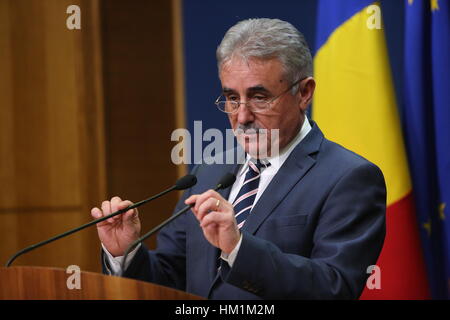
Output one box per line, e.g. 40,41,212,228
214,77,306,114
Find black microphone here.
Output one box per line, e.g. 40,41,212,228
5,174,197,267
120,172,236,274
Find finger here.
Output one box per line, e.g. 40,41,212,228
189,205,198,218
101,201,114,223
197,197,220,222
116,200,131,214
202,222,219,240
101,201,111,216
194,189,221,212
124,209,138,222
185,195,198,205
203,222,219,233
200,211,229,229
92,207,110,227
186,195,201,217
110,196,123,222
120,200,138,220
193,191,210,212
91,207,102,219
110,196,122,214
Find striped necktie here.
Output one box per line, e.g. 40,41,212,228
233,159,270,229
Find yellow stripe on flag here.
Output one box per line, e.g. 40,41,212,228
313,6,411,206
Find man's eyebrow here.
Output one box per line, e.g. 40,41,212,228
222,85,272,95
222,87,236,94
247,85,271,94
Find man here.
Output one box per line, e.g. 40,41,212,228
91,18,386,299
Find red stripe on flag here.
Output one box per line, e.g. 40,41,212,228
360,192,430,299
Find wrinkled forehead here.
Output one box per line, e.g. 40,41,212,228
220,56,283,74
219,57,287,90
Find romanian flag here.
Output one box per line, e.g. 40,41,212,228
313,1,430,299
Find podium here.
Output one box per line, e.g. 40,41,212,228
0,266,203,300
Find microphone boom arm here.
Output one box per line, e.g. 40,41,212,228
5,185,178,267
120,172,236,275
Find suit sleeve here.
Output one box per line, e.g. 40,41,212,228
220,162,387,299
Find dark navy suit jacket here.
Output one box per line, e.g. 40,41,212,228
104,121,386,299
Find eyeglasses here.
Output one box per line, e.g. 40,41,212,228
214,77,305,114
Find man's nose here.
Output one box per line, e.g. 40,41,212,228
236,102,255,124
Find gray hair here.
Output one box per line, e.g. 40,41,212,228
216,18,313,89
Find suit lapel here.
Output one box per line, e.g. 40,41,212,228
242,122,324,235
202,125,324,295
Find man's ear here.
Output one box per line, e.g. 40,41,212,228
298,77,316,112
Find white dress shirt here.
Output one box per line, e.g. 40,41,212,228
103,117,312,275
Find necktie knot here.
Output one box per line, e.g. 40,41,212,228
232,159,270,229
248,159,270,174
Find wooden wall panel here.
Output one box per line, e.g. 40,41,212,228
0,2,17,255
0,0,181,273
100,0,180,249
2,210,86,267
0,0,106,272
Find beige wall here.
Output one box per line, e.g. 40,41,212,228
0,0,183,272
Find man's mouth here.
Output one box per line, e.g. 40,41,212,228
242,130,259,135
234,128,263,136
